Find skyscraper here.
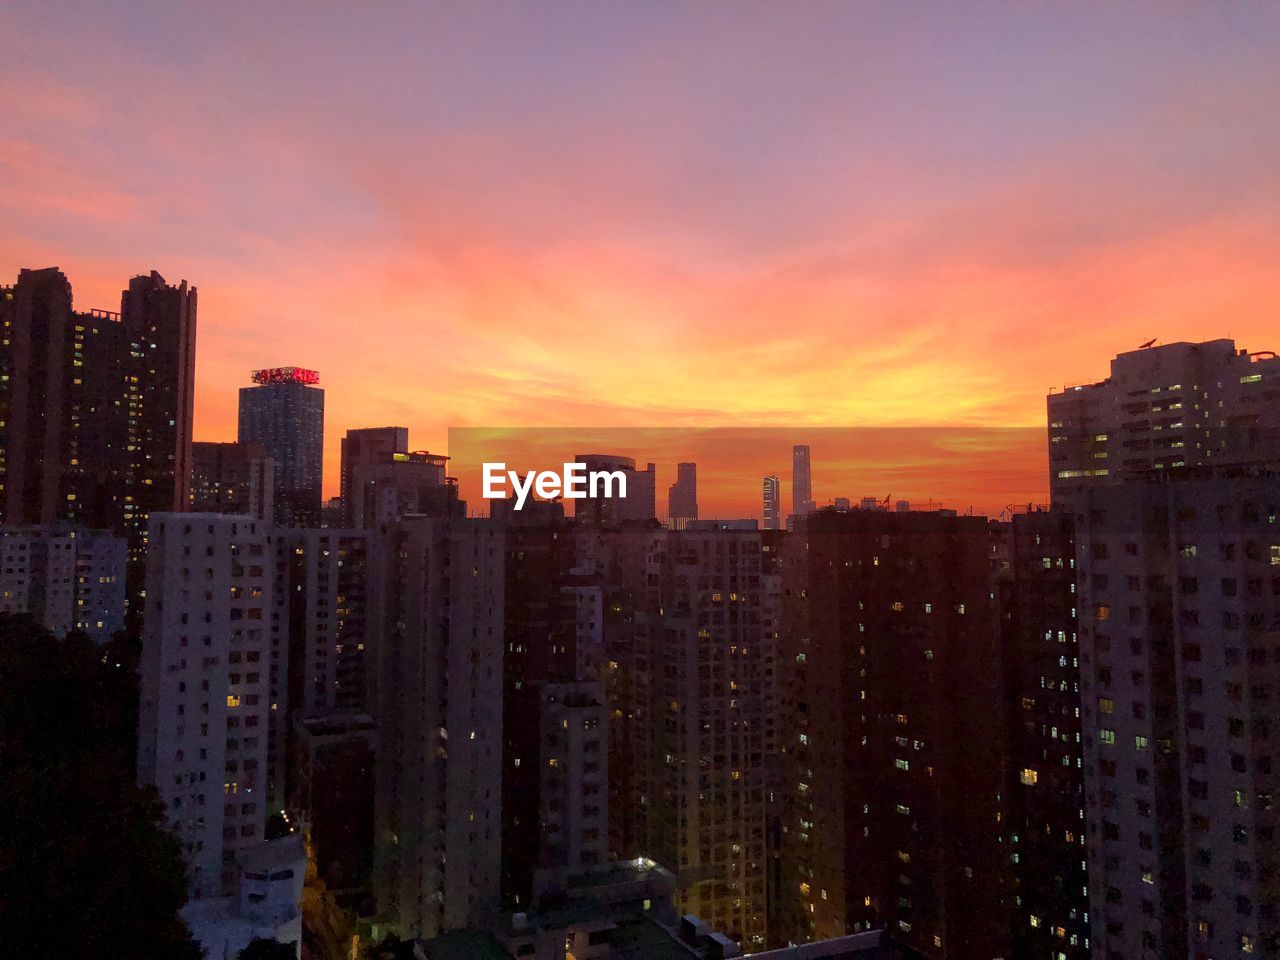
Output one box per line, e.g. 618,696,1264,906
136,513,284,900
119,271,198,553
667,461,698,528
601,526,774,949
792,444,813,518
0,267,196,579
0,526,126,642
993,509,1090,960
370,516,505,937
0,267,77,526
1074,470,1280,960
0,267,197,616
1047,339,1280,506
778,509,1012,959
339,426,408,526
535,680,609,891
573,454,657,525
347,449,458,528
763,475,782,530
279,528,374,715
190,441,274,521
238,367,324,527
498,504,602,910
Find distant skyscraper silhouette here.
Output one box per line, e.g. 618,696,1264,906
762,475,781,530
791,444,813,517
667,461,698,528
238,367,325,527
573,454,656,525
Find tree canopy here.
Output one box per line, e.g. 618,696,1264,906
0,613,202,959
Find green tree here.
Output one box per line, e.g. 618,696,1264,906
0,613,201,959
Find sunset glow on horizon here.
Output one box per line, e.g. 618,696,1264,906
3,2,1279,498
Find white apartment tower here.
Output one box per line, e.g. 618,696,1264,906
137,514,285,900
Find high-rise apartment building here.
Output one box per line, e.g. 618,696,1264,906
763,475,782,530
238,367,324,527
0,526,126,642
1075,470,1280,960
136,513,285,900
1,267,78,526
279,528,373,716
120,271,198,549
668,462,698,528
498,504,603,909
289,712,377,901
601,526,773,949
1048,339,1280,505
574,454,657,525
792,445,814,519
0,268,196,591
535,680,609,894
191,441,274,521
778,509,1012,960
347,450,458,528
993,509,1091,960
339,427,408,526
370,516,505,938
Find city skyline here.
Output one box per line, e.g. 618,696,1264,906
4,3,1280,498
8,5,1280,960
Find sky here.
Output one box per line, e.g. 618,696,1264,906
2,2,1279,500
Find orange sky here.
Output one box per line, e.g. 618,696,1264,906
448,427,1049,519
3,3,1278,501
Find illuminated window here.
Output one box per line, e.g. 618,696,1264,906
1020,768,1039,786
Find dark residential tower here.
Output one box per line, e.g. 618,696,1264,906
0,267,76,526
0,267,196,602
339,426,408,526
238,366,325,527
993,508,1090,960
347,450,459,528
119,271,198,549
778,508,1013,959
190,441,274,520
497,504,604,909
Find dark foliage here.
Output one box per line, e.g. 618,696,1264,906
0,613,201,959
238,936,296,960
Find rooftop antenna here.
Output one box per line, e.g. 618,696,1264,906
1138,338,1157,350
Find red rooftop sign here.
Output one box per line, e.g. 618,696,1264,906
251,367,320,385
